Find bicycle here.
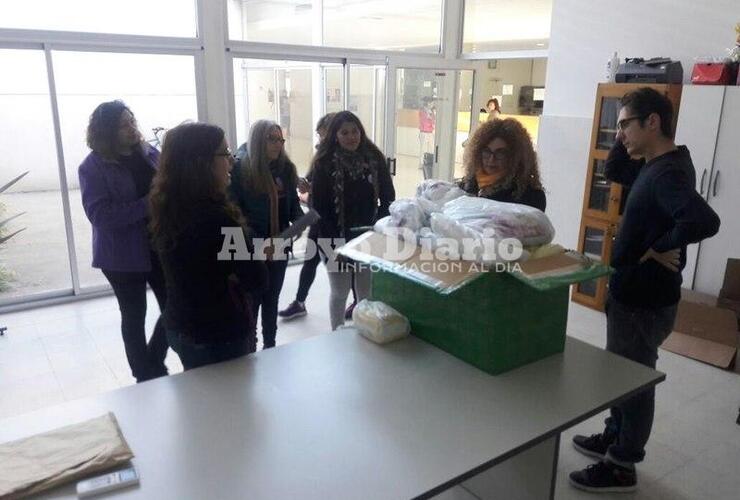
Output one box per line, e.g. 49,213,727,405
147,127,166,150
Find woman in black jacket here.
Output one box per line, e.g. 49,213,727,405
149,122,267,370
460,118,546,211
311,111,395,330
229,120,302,349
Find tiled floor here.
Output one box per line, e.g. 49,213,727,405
1,265,739,499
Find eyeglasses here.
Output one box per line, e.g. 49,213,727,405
617,115,647,132
267,137,286,145
481,147,509,161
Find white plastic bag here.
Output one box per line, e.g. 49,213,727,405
440,196,555,246
415,179,468,215
352,299,410,344
388,198,427,232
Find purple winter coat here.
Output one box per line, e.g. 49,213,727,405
78,143,160,273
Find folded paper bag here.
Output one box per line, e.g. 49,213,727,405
0,413,134,499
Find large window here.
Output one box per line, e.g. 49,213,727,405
0,49,72,302
393,68,473,198
233,58,345,176
227,0,443,54
53,51,198,290
0,0,197,37
349,65,386,147
463,0,553,53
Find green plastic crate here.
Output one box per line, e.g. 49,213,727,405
371,269,570,375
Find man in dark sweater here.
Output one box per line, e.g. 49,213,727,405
569,88,720,493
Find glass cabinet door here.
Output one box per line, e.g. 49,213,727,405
596,97,620,150
573,218,615,310
576,225,606,298
586,158,611,214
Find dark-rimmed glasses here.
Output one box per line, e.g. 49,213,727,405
481,147,509,161
617,115,647,132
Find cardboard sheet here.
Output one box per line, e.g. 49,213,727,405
0,413,134,499
661,296,739,369
338,231,611,294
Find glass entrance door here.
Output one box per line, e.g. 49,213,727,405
388,68,473,198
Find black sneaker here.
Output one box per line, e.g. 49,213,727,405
278,301,307,320
572,433,613,460
569,461,636,493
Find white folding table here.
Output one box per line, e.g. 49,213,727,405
0,330,664,499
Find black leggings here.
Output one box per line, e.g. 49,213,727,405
102,253,169,382
253,259,288,348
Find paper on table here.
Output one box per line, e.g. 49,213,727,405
0,412,134,499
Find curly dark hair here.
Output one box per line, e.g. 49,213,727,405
149,122,244,252
86,100,135,160
462,118,542,198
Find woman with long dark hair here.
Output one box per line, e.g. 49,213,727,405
460,118,546,211
149,122,267,369
78,100,168,382
310,111,395,330
229,120,302,349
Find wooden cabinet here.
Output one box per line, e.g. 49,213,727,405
573,218,617,310
572,83,682,311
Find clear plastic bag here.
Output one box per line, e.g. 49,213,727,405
388,198,427,233
440,196,555,247
415,179,468,215
352,299,410,344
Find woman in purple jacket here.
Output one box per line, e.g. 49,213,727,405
78,100,168,382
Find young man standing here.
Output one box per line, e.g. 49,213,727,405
569,87,720,493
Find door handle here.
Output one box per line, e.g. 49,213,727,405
434,145,439,163
699,169,707,195
712,169,720,197
387,157,397,176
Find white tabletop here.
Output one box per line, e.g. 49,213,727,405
0,330,664,499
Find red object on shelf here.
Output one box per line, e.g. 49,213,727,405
691,62,735,85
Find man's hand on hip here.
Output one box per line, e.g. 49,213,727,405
640,248,680,272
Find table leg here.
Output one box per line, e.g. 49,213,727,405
433,434,561,500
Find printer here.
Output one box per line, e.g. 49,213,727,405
615,58,683,84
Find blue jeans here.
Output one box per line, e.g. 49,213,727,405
166,330,254,371
603,294,677,465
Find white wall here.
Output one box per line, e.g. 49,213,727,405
538,0,740,248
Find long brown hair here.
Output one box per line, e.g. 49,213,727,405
86,100,137,160
462,118,542,198
311,110,384,170
240,120,298,195
149,122,243,251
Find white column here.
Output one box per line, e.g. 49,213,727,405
442,0,464,61
198,0,232,135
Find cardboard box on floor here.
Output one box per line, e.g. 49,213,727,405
661,259,740,373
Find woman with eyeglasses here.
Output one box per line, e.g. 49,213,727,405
149,122,267,369
460,118,546,211
229,120,302,349
311,111,395,330
78,100,169,383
